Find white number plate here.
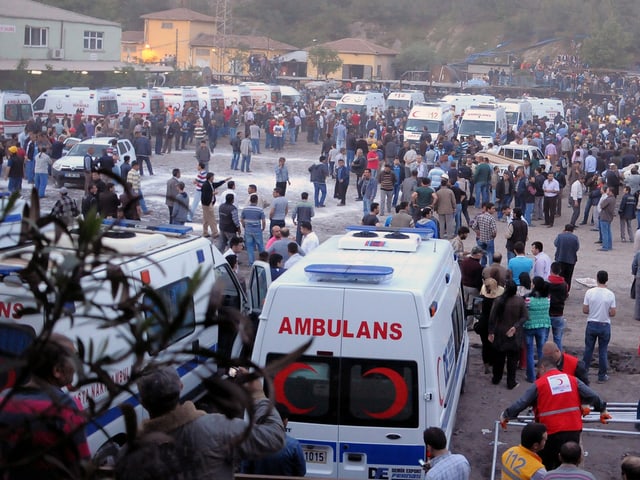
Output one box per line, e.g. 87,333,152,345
66,173,81,178
303,446,328,464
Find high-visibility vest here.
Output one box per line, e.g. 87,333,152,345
501,445,545,480
560,353,578,377
535,369,582,435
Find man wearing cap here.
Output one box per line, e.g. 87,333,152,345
5,146,24,193
136,366,285,480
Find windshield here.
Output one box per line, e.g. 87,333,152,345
4,103,33,121
98,100,118,116
68,142,110,157
386,99,410,109
336,103,366,114
405,119,442,134
150,98,165,115
458,119,496,137
505,112,518,125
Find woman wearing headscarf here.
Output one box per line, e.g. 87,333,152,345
477,277,505,374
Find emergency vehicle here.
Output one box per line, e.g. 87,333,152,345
279,85,302,105
440,93,496,116
218,84,252,108
197,85,226,111
499,99,533,129
404,102,455,147
524,97,565,121
385,90,425,112
0,91,33,140
32,88,118,120
157,86,200,114
112,87,165,118
458,104,508,148
249,228,469,479
240,82,281,108
335,92,385,117
0,221,248,454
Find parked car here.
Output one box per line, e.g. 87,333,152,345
52,137,136,188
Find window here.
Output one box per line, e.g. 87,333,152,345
97,99,118,116
143,277,195,354
24,26,47,47
4,104,33,122
161,22,173,29
195,48,210,56
83,31,104,50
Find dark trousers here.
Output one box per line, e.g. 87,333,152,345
492,348,519,389
543,196,558,226
569,198,581,226
540,430,581,471
336,182,348,204
558,262,575,292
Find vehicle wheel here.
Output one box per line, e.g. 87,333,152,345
54,177,64,188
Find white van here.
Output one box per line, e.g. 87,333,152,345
458,104,508,147
404,102,455,147
335,92,385,117
240,82,281,108
218,84,252,109
440,93,496,116
197,85,226,111
385,90,426,112
112,87,165,118
32,88,118,120
0,91,33,139
0,223,248,454
249,228,469,479
525,97,565,121
158,86,200,114
279,85,303,105
499,99,533,129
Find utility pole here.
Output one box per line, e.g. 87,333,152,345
215,0,231,75
175,29,178,68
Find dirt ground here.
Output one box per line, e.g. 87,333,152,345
33,134,640,479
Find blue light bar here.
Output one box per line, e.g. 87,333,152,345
304,264,393,283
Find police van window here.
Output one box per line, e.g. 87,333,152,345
268,354,337,425
450,292,465,357
345,359,418,428
143,277,195,354
249,264,268,314
214,264,243,311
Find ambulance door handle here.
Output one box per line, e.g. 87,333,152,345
192,340,200,361
386,433,401,440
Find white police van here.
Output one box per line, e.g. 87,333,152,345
0,221,247,454
249,228,468,479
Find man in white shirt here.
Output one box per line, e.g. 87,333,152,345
531,241,551,281
569,174,585,227
542,172,560,227
284,242,303,269
299,221,319,255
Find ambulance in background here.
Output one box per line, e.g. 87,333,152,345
240,82,282,108
0,222,248,455
279,85,302,105
499,99,533,129
158,86,200,114
385,90,425,112
112,87,165,118
0,91,33,139
219,84,252,108
197,85,226,111
32,88,118,120
335,92,385,117
404,102,454,147
440,93,496,116
525,97,565,121
457,104,507,147
249,228,469,479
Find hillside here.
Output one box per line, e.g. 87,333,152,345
40,0,640,70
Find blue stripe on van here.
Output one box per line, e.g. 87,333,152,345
338,442,424,465
1,214,22,223
85,346,217,436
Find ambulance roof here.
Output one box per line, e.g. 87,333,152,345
274,232,456,295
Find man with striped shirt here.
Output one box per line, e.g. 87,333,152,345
188,163,207,222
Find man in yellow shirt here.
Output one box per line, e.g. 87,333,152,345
501,423,547,480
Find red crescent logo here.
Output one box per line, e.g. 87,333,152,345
274,362,318,415
362,367,408,419
140,101,146,110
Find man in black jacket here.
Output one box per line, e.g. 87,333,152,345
201,172,231,238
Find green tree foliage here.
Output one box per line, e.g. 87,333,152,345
581,16,633,68
393,42,441,75
308,45,342,79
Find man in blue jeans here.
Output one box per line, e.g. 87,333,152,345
308,155,329,207
597,186,615,251
582,270,616,383
241,193,266,265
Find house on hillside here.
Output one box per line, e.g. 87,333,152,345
0,0,123,72
307,38,398,81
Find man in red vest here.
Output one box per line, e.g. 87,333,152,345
541,341,590,385
500,356,610,471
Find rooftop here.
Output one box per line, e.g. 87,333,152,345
140,8,216,23
311,38,397,56
0,0,119,26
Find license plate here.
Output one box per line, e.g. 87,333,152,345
303,446,328,464
65,173,81,178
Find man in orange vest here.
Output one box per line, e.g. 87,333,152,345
501,422,547,480
500,356,610,471
541,341,590,385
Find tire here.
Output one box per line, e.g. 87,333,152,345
54,177,64,188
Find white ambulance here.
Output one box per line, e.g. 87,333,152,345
0,222,248,454
440,93,496,116
249,228,469,480
219,84,252,108
499,99,533,129
458,104,508,147
525,97,565,121
279,85,302,105
240,82,281,108
0,91,33,139
385,90,426,112
158,86,200,114
197,85,226,111
32,88,118,120
335,92,385,117
112,87,165,118
404,102,455,147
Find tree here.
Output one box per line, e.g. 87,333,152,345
393,42,441,77
308,46,343,79
581,16,633,69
